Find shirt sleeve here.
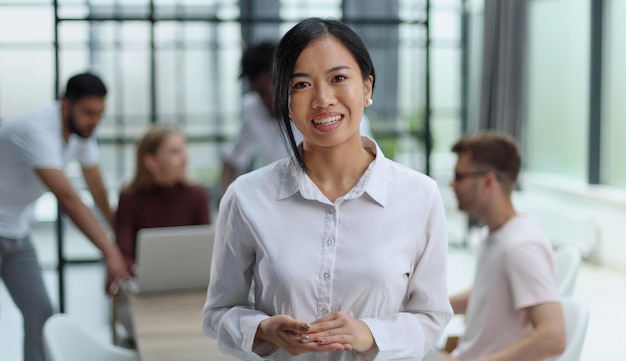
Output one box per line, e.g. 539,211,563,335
202,186,275,360
11,119,63,169
506,241,560,310
114,191,138,271
75,137,100,168
359,182,453,361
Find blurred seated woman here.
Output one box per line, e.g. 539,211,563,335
115,125,211,274
113,125,210,347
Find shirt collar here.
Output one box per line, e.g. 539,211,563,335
276,136,388,207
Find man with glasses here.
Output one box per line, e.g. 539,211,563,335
443,131,566,361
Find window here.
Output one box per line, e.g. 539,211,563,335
525,0,590,180
603,0,626,187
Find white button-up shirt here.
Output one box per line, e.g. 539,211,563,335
203,138,452,361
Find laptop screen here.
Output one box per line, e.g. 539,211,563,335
131,224,215,294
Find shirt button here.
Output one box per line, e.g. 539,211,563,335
327,207,334,215
323,272,330,280
326,239,334,246
321,307,329,315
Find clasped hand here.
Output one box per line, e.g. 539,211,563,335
257,311,375,356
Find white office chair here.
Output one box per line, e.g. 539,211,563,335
43,313,139,361
549,298,589,361
554,245,582,297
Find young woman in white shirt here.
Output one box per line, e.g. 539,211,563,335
203,17,452,361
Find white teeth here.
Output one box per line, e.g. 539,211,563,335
313,115,341,125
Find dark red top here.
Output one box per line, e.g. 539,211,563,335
114,183,211,271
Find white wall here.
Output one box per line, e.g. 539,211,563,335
515,173,626,272
440,170,626,272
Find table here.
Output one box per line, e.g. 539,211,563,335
130,291,237,361
130,291,445,361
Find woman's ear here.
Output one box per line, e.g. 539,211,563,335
143,154,157,173
364,75,374,103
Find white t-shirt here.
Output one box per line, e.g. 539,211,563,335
0,102,100,238
223,92,373,171
204,137,453,361
452,215,559,360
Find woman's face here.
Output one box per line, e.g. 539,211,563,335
288,35,373,150
145,132,188,186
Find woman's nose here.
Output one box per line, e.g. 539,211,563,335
311,84,336,109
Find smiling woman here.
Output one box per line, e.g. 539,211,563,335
288,36,372,153
202,17,453,361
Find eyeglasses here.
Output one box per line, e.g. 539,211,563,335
453,171,489,182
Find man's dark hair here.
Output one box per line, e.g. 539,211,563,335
63,72,107,102
240,41,277,82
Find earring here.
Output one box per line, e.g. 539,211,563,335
366,98,374,107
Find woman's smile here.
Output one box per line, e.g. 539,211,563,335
311,113,343,131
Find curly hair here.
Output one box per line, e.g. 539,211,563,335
240,41,277,82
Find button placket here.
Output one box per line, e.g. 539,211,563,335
318,204,337,318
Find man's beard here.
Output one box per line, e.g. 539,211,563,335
67,113,89,138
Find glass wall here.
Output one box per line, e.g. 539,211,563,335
525,0,590,180
0,0,468,314
0,4,55,117
464,0,483,133
603,0,626,187
524,0,625,188
428,1,462,181
0,0,465,246
0,0,465,187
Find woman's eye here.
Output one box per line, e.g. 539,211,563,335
333,75,347,82
292,81,309,90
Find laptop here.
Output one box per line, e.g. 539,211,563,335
126,224,215,295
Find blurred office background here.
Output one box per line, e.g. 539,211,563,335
0,0,625,360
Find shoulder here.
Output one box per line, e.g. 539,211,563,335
390,160,434,182
368,138,437,188
237,161,282,186
173,184,210,208
242,92,261,109
3,103,58,134
1,104,63,164
501,216,553,260
118,188,139,202
241,92,272,122
184,184,209,198
504,216,551,245
117,188,141,211
228,161,285,199
384,158,439,194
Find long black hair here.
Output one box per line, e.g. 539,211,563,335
272,18,376,172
